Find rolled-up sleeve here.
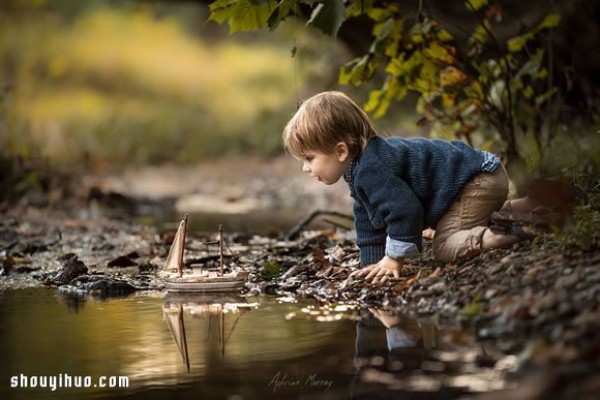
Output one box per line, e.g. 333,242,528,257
386,236,419,259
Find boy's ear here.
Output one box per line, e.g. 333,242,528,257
335,142,350,162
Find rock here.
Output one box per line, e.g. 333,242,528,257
428,281,448,294
107,255,137,267
50,255,88,285
87,279,136,297
555,272,579,289
15,266,39,274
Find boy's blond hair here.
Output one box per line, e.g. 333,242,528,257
282,91,376,158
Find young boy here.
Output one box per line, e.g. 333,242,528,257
282,91,539,284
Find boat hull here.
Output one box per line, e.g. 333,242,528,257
164,279,246,293
163,271,249,293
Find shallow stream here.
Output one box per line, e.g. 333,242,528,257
0,288,516,400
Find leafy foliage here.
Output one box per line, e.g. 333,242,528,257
558,192,600,251
208,0,598,181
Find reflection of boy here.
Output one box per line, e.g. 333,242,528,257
283,91,540,283
368,309,437,352
352,309,434,397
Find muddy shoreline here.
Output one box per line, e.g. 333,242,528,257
2,155,600,398
1,200,599,398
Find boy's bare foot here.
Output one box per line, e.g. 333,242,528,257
422,228,435,240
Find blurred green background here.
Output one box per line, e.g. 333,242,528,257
0,0,380,170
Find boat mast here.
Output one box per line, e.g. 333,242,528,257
178,214,188,278
218,224,224,276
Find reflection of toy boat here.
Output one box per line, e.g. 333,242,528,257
162,215,248,293
163,303,190,371
162,292,258,371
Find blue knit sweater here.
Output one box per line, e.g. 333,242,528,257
343,136,499,265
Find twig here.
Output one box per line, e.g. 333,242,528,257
287,210,354,240
322,217,354,231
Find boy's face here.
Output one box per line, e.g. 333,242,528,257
298,142,350,185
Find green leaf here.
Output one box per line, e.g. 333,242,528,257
364,89,383,113
371,19,396,54
385,54,406,77
306,0,347,37
420,60,438,87
367,7,393,22
373,18,394,39
209,0,275,33
267,0,296,31
424,42,451,62
364,78,407,118
507,32,534,52
535,68,548,79
347,0,376,17
339,55,377,86
339,59,357,84
208,0,235,25
535,87,558,107
471,23,489,44
522,85,534,99
437,29,454,42
536,13,561,30
466,0,488,11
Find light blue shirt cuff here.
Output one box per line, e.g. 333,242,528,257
481,151,500,172
385,237,419,259
386,327,417,350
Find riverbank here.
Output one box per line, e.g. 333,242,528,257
1,156,600,398
1,197,599,398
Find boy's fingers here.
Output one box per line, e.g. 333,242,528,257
365,267,380,281
352,264,399,284
353,265,373,278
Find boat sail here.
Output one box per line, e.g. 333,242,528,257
162,215,249,293
164,214,188,277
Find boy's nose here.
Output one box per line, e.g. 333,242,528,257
302,163,310,173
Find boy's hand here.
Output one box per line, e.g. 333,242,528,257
351,256,401,284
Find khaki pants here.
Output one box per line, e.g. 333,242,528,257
432,166,509,262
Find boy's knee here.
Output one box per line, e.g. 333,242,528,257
433,227,487,263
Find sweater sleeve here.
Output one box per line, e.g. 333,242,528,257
353,199,387,266
359,173,424,256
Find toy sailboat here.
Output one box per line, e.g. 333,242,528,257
162,214,249,293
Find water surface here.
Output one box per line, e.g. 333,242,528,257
0,288,511,399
